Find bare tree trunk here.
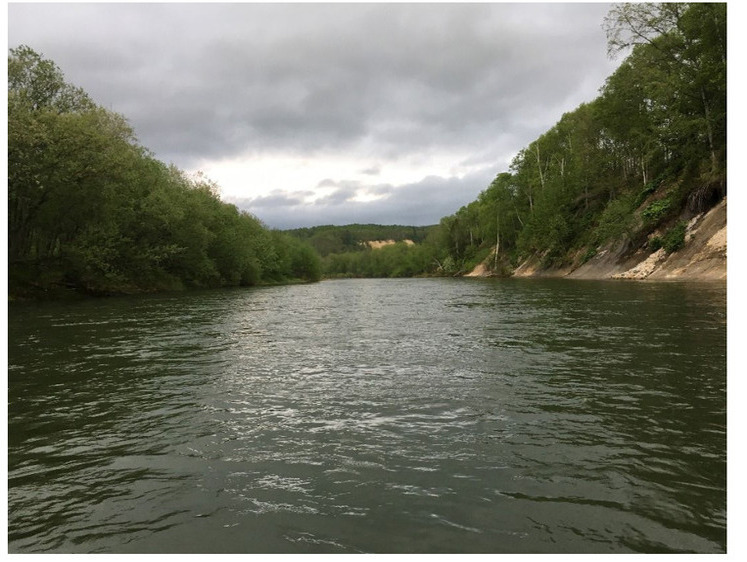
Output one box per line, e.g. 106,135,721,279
700,87,718,175
494,209,500,272
535,144,546,189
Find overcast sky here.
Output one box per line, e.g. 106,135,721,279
8,2,620,229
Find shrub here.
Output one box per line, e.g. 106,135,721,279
594,197,634,244
662,221,687,253
634,180,659,208
642,197,674,224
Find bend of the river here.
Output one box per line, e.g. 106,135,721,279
7,278,726,553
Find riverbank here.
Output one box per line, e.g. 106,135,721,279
468,198,726,282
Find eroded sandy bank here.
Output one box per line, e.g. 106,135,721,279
467,198,726,282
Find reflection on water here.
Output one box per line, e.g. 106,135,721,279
8,279,726,553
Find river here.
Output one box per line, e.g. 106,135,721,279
7,278,727,553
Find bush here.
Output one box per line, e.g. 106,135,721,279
642,197,674,224
594,197,634,244
634,180,659,208
648,236,663,252
662,221,687,253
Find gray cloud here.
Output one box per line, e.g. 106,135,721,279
229,166,496,229
9,3,616,164
247,191,314,209
314,184,362,206
316,179,339,189
9,2,619,227
360,166,381,176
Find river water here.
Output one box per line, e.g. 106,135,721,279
7,278,726,553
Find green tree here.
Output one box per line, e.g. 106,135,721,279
8,46,323,297
8,45,94,113
604,2,726,176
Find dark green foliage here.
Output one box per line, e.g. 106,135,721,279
321,241,439,278
661,221,687,254
8,46,321,298
634,180,659,208
641,197,674,225
594,197,636,245
282,223,442,279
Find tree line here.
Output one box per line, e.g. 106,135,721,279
284,224,436,257
8,46,321,298
283,224,440,278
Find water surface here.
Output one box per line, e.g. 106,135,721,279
7,278,727,553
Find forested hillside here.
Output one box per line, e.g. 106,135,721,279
285,224,436,256
281,224,437,278
8,46,321,298
432,2,726,276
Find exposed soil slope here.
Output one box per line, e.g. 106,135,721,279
466,198,726,282
365,239,415,249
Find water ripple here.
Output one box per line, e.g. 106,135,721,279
8,279,726,553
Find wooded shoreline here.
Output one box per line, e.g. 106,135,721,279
8,4,726,298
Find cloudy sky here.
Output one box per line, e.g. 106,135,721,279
8,2,621,229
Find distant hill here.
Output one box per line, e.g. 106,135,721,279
284,224,437,257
